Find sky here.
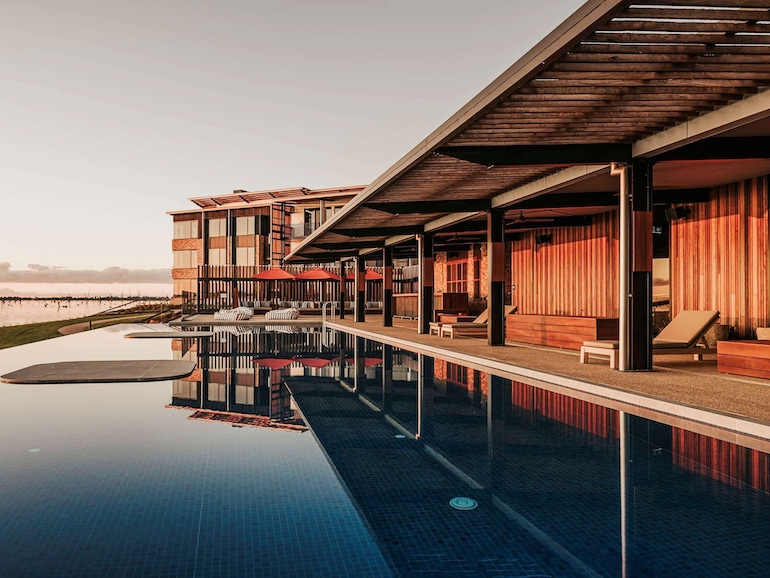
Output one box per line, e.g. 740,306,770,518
1,0,586,285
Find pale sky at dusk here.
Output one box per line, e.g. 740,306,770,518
1,0,585,281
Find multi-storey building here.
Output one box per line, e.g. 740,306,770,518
169,186,366,308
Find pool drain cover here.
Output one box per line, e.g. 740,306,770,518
395,434,406,439
449,497,478,510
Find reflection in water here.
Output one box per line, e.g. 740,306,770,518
168,327,770,577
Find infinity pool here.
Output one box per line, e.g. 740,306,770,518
2,324,770,577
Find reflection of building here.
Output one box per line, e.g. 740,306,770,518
169,186,365,306
168,327,378,427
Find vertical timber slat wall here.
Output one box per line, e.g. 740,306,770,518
671,177,769,338
510,212,619,318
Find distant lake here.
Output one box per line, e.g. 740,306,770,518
0,297,168,327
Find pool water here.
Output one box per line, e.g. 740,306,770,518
2,324,770,577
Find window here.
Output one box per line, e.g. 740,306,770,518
173,220,199,239
208,218,227,237
235,247,255,266
446,258,468,293
236,216,254,236
208,248,226,266
173,250,197,268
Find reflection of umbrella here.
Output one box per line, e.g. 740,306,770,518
345,356,382,368
253,357,294,370
295,268,340,281
295,356,335,368
346,268,383,280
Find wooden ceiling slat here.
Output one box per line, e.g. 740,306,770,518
575,42,770,54
600,20,770,34
636,0,770,8
563,52,770,64
529,78,762,86
622,7,770,20
550,62,770,73
588,32,770,44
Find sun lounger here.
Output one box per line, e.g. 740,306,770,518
580,310,720,367
438,305,516,339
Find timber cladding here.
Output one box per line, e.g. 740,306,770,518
671,177,769,338
510,211,619,318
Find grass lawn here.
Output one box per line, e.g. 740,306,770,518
0,312,162,350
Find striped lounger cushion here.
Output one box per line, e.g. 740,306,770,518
265,308,300,320
213,307,254,321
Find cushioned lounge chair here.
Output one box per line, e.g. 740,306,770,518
429,308,488,335
580,309,720,368
439,305,516,339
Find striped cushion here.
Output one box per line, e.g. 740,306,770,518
265,308,300,320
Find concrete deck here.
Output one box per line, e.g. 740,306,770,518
328,317,770,430
0,360,197,384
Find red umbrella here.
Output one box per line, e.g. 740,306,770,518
252,267,296,280
295,357,335,368
253,357,294,370
345,356,382,368
295,268,341,281
346,268,383,280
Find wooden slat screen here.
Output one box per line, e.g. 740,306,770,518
670,177,769,337
510,212,619,317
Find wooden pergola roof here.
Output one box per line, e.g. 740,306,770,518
287,0,770,262
171,185,366,214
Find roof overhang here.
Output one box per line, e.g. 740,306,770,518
287,0,770,261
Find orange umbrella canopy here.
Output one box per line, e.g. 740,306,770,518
295,356,335,368
345,268,383,280
252,267,296,280
295,268,341,281
253,357,294,370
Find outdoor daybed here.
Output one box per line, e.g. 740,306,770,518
580,310,720,369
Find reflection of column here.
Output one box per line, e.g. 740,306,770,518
354,336,365,391
487,375,510,490
620,410,629,578
382,344,393,413
417,354,434,439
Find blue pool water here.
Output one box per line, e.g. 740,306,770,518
2,324,770,577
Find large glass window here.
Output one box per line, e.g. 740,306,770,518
446,258,468,293
208,218,227,237
173,250,197,268
208,248,226,266
236,216,254,236
173,220,199,239
235,247,255,266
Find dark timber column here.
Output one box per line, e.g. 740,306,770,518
630,162,654,370
338,259,346,319
487,209,505,346
617,162,654,371
383,246,393,327
417,233,434,334
355,256,366,322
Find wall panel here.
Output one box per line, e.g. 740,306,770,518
510,211,619,317
671,176,769,337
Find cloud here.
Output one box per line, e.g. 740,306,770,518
0,262,171,284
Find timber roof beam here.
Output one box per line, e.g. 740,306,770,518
436,144,632,166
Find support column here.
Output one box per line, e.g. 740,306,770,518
417,233,434,334
487,209,506,346
631,162,654,370
338,259,346,320
617,162,654,371
355,256,366,322
383,246,393,327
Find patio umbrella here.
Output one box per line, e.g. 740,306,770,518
346,268,383,280
295,267,340,302
252,267,296,305
295,267,340,281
